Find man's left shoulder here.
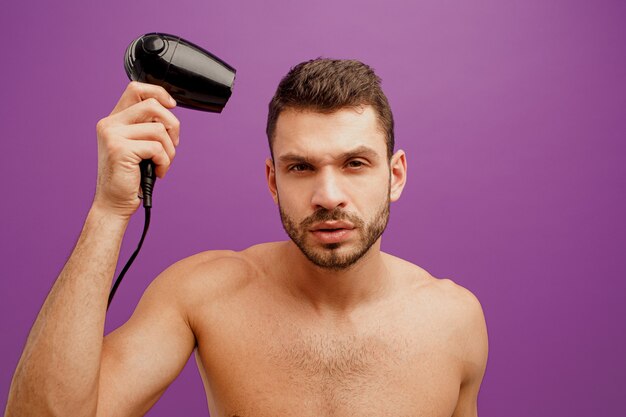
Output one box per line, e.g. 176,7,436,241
387,254,489,388
431,277,485,320
387,254,486,331
390,256,482,315
434,278,489,387
426,275,488,366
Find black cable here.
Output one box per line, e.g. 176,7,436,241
107,159,155,310
107,205,151,310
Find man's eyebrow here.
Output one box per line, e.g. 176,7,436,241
276,146,381,165
276,153,311,165
337,146,380,161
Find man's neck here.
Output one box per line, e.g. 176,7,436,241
279,240,393,314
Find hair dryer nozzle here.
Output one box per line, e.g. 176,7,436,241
124,33,236,112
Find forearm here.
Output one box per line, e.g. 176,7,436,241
6,205,130,417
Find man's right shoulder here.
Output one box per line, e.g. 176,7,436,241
147,242,283,305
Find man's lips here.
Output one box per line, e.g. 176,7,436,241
310,221,355,232
309,221,355,244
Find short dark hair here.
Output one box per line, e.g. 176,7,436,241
266,58,394,158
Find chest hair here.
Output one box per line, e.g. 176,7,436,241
268,327,409,385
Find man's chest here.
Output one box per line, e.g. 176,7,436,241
194,308,464,417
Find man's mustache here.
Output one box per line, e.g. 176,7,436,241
299,208,364,229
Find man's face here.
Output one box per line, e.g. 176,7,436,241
266,106,406,270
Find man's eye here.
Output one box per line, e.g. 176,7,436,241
346,160,366,168
290,163,311,172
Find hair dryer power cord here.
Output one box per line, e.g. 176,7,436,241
107,205,151,310
107,160,155,310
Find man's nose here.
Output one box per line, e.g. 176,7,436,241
310,169,347,210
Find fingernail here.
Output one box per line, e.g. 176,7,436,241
170,97,177,106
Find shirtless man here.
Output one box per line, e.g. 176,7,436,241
6,59,488,417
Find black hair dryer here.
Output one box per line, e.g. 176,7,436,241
124,33,236,207
125,32,236,112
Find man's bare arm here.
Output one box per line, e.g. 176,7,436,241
5,207,129,416
5,82,184,416
451,288,489,417
96,256,198,416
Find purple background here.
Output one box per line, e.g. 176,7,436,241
1,0,625,415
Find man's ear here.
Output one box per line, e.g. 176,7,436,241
266,158,279,204
389,150,407,202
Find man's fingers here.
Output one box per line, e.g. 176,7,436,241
110,81,176,116
111,98,181,146
119,123,177,163
127,140,172,178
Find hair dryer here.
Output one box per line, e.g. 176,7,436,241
108,34,235,309
124,32,236,207
125,32,236,112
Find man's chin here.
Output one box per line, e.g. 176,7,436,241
298,241,367,271
304,238,350,257
321,242,341,250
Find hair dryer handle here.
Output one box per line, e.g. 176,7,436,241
139,159,156,208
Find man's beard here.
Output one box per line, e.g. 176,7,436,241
279,194,390,271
